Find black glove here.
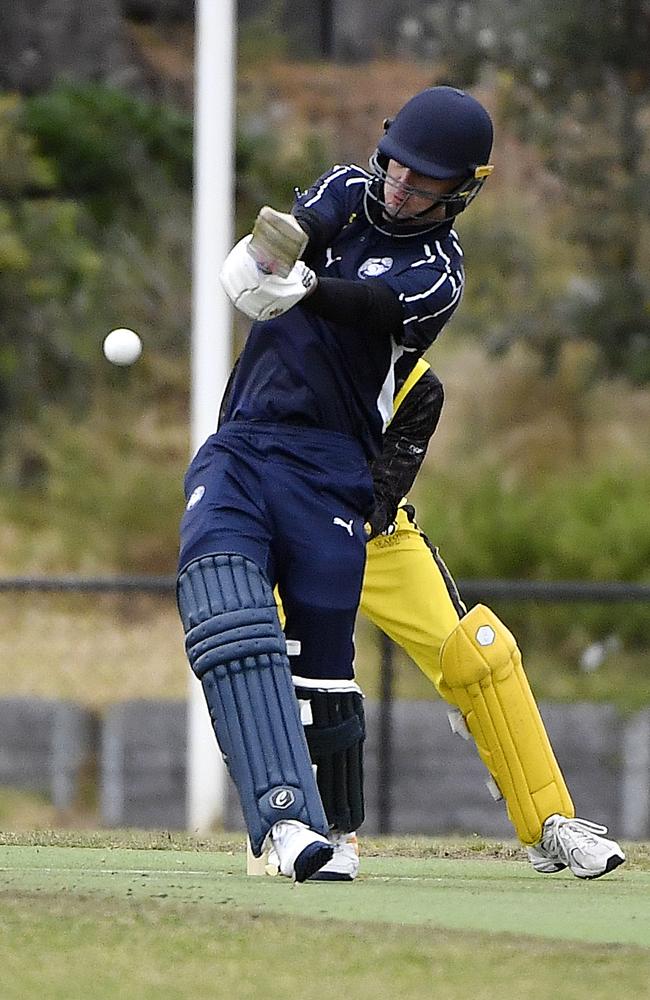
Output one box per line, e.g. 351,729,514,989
364,499,398,540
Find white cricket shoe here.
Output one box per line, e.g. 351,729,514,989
527,814,625,880
267,830,360,881
308,831,360,882
268,820,333,883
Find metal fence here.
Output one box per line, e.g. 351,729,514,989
2,575,649,600
1,576,649,836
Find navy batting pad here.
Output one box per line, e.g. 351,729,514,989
177,554,328,855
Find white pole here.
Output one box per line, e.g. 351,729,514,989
187,0,236,832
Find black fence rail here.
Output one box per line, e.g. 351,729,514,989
1,576,649,601
0,576,176,593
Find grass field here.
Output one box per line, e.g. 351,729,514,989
1,832,649,999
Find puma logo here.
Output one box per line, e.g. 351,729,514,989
333,517,354,536
325,247,343,268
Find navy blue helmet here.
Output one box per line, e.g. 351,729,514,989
366,86,494,233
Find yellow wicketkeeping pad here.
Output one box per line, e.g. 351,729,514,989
440,604,574,845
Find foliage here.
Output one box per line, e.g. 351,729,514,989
0,85,193,494
238,0,289,66
0,396,186,573
235,123,329,236
22,82,193,224
449,189,595,375
492,1,650,383
0,78,329,562
413,460,650,653
0,57,648,596
416,462,650,583
394,1,650,384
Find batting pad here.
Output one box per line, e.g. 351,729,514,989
440,604,574,845
294,677,366,833
177,554,329,856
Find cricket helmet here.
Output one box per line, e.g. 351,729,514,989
366,86,494,233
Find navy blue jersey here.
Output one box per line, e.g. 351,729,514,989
222,164,465,458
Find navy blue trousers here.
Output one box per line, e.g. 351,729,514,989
179,422,374,680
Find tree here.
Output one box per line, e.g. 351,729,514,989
393,1,650,382
497,0,650,382
0,86,193,486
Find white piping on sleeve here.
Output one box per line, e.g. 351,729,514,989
303,165,352,207
435,240,451,272
403,277,464,324
401,272,449,304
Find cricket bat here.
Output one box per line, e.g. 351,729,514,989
247,206,308,277
246,836,277,876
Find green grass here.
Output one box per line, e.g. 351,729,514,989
0,833,648,999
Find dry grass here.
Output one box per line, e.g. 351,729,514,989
239,59,446,165
0,789,61,831
0,591,390,710
0,586,647,715
0,592,188,709
425,340,650,478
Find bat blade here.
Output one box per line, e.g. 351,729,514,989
248,206,308,277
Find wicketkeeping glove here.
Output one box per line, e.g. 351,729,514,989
220,235,317,322
364,499,398,540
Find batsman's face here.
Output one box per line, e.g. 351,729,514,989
384,159,459,221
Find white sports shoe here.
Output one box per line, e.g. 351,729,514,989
308,831,360,881
527,814,625,880
268,820,333,883
268,830,360,881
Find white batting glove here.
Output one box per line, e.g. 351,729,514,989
219,236,317,321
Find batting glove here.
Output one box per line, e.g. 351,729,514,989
220,235,317,321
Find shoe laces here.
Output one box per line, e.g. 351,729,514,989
543,815,608,859
336,832,356,842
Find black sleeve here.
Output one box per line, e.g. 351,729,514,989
302,276,403,341
366,369,444,538
293,204,404,340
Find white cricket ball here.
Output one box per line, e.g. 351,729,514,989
103,328,142,366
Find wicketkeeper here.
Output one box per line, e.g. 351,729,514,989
288,356,625,881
